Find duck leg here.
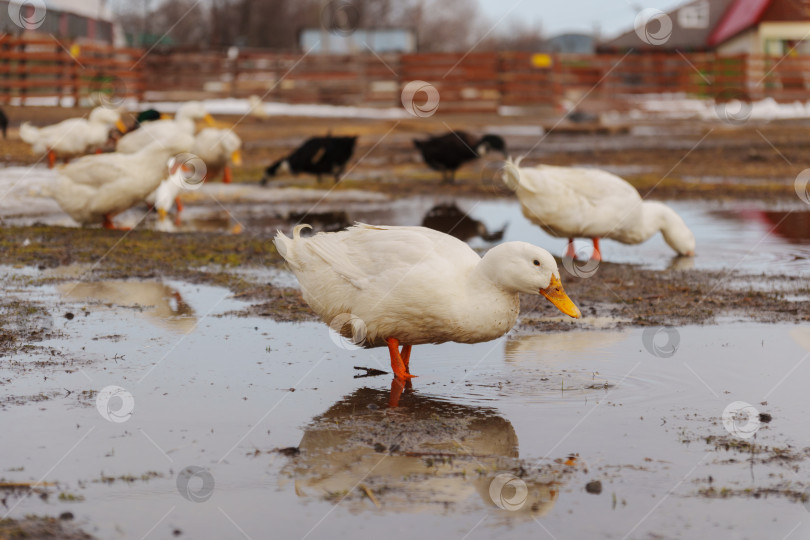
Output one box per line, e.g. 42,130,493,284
386,338,415,380
564,238,576,259
591,238,602,261
387,338,414,408
47,150,56,168
174,197,184,226
102,214,130,231
400,344,412,375
222,165,232,184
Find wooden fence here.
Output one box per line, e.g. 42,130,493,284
4,37,810,113
142,49,810,113
0,36,144,106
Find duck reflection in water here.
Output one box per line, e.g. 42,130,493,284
421,203,507,243
57,281,196,333
281,387,579,517
287,210,352,233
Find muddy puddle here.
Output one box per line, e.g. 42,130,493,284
1,276,809,538
3,166,810,278
246,196,810,275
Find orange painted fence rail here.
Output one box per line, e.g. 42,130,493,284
0,36,144,106
4,38,810,113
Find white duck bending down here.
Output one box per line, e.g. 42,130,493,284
115,101,214,154
275,223,581,406
503,160,696,260
191,128,242,183
146,128,242,227
19,107,126,168
52,134,194,229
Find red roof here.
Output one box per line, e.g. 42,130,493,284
708,0,774,46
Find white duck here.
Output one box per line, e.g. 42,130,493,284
52,134,194,229
248,95,270,120
20,107,126,168
146,128,242,227
191,128,242,183
275,223,580,404
115,101,214,154
503,160,696,260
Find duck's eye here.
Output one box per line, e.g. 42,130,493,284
533,259,540,266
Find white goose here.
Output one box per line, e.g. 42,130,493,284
503,160,696,260
52,134,194,229
275,224,580,404
115,101,214,154
20,107,126,168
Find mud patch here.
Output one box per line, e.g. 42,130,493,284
0,516,94,540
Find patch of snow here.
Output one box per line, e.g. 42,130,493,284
634,96,810,122
141,99,409,120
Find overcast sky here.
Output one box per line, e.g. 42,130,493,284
478,0,688,39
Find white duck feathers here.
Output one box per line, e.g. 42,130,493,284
20,107,122,156
116,101,210,154
505,161,696,254
275,223,579,348
53,135,194,225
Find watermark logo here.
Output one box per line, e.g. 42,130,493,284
170,153,208,191
722,401,761,439
481,160,519,195
714,90,753,125
489,473,528,511
328,313,367,350
803,487,810,513
96,385,134,423
634,8,673,46
794,169,810,205
401,81,440,118
90,75,128,110
562,245,600,279
176,466,215,503
8,0,46,30
642,326,680,358
320,1,360,37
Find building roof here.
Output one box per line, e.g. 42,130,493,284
707,0,772,46
602,0,810,52
600,0,735,51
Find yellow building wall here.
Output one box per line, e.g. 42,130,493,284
716,22,810,55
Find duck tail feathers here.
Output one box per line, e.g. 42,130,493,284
19,122,38,144
501,155,524,191
293,223,312,239
273,224,311,264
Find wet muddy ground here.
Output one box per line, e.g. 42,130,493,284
1,110,810,539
